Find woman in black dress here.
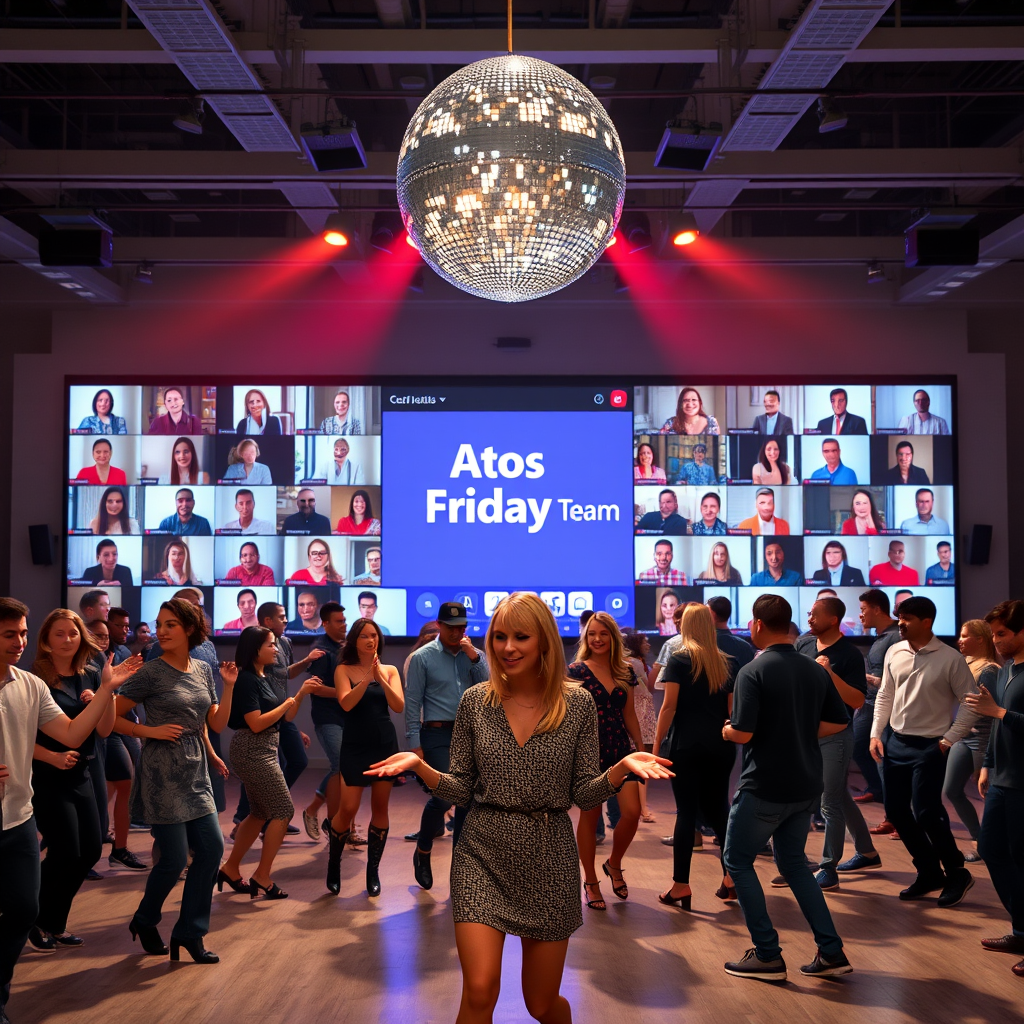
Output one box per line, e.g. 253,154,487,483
218,627,316,900
325,619,403,897
365,593,673,1024
653,602,736,910
567,612,645,912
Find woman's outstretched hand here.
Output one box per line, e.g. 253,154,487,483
617,752,675,780
365,751,422,778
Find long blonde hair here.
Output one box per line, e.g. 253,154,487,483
162,540,194,581
679,603,731,694
483,592,569,734
575,611,633,690
33,609,101,686
702,542,734,582
961,618,999,671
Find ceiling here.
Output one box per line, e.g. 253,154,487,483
1,0,1023,304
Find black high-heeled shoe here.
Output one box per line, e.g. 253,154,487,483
216,869,249,895
325,822,350,896
169,938,219,964
602,860,628,900
365,825,389,898
249,878,288,900
658,890,692,911
715,882,738,901
128,919,168,956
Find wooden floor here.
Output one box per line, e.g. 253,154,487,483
10,776,1022,1024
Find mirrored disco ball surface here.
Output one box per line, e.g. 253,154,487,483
397,54,626,303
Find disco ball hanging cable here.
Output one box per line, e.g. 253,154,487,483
396,0,627,303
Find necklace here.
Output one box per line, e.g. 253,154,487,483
505,693,540,710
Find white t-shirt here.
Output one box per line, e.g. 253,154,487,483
0,665,63,830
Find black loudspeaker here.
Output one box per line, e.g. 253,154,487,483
38,228,113,267
905,226,979,267
967,524,992,566
28,524,55,566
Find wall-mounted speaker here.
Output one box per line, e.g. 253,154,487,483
28,524,55,566
967,524,992,566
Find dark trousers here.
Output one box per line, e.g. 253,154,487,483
87,739,109,845
724,790,844,961
234,719,308,822
851,701,884,799
136,813,223,941
669,744,733,883
0,815,40,1010
417,726,467,852
881,731,964,878
32,772,102,935
978,784,1024,936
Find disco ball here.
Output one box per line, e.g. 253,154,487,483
397,54,626,303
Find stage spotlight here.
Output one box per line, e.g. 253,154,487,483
369,212,406,255
867,261,886,284
133,261,154,284
300,117,367,172
620,212,653,255
172,98,205,135
323,213,354,248
817,97,848,133
669,212,700,247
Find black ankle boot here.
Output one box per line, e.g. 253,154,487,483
326,823,350,895
366,826,389,897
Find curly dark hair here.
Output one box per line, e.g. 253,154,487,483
159,598,209,648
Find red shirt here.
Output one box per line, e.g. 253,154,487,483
75,466,127,485
224,564,276,586
868,562,920,586
841,519,878,535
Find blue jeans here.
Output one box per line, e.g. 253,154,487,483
417,726,468,852
236,719,309,821
942,740,984,841
314,722,344,798
819,727,855,871
594,795,621,839
851,699,883,799
0,816,40,1010
724,790,844,961
979,784,1024,936
137,813,223,941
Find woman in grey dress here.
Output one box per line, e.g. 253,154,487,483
115,599,237,964
367,593,673,1024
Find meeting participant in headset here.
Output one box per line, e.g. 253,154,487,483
810,438,858,485
636,489,689,535
695,542,744,586
677,444,717,487
884,440,930,486
965,600,1024,976
749,541,803,587
335,490,382,536
659,387,721,435
222,439,273,486
691,491,727,536
75,439,128,486
900,488,950,535
637,540,687,586
150,540,202,586
286,539,344,586
224,542,276,586
286,591,324,634
735,487,790,535
353,547,381,585
869,540,920,586
148,387,203,435
811,540,866,588
870,596,979,909
357,591,391,636
280,489,332,536
898,389,950,435
925,541,955,583
156,488,212,536
793,598,878,891
754,390,795,436
221,589,260,632
634,442,667,484
751,439,791,486
721,593,853,982
0,596,144,1024
404,602,489,890
158,437,210,486
656,590,682,637
318,388,362,435
88,487,139,535
77,388,128,435
842,489,885,535
219,488,274,534
236,389,281,436
815,388,867,435
329,439,365,485
79,539,134,587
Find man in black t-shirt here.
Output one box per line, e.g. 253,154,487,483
722,594,851,983
795,597,878,886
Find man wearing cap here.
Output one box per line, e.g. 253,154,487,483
404,602,489,889
676,444,718,487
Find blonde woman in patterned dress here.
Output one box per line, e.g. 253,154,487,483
366,593,672,1024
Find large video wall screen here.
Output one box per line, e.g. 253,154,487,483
65,379,958,639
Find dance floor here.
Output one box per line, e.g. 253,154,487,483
11,776,1018,1024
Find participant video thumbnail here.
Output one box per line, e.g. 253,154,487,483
214,485,278,535
874,385,952,435
802,385,872,435
633,585,704,636
799,435,871,486
213,585,284,635
139,435,215,485
67,486,143,535
703,585,801,633
214,536,285,585
726,435,801,485
68,536,142,586
295,435,382,485
141,536,214,587
69,435,141,486
803,485,889,535
632,385,727,436
141,385,216,435
295,386,382,435
802,536,870,587
68,385,143,436
276,485,333,535
869,435,954,486
725,485,803,535
725,385,803,435
142,485,215,535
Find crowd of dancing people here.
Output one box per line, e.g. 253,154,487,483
1,585,1022,1024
